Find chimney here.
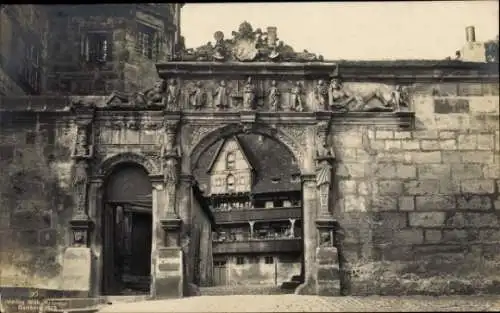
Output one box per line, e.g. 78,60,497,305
267,26,277,47
465,26,476,43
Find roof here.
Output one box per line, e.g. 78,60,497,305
206,136,255,174
194,134,302,195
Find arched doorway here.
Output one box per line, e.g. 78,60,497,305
192,132,304,291
101,163,153,295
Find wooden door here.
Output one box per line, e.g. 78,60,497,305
213,260,227,286
129,212,152,291
102,204,116,294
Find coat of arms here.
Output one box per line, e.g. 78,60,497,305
231,21,259,62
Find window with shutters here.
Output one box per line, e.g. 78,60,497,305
81,32,112,63
136,23,160,60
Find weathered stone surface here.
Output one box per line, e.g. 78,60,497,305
378,180,404,195
316,247,339,266
417,164,451,180
409,212,446,227
61,247,92,291
457,134,478,150
445,212,499,228
415,195,455,211
409,151,442,163
457,195,492,210
405,180,440,196
461,151,495,163
483,163,500,179
392,229,424,245
375,130,394,139
339,180,357,195
460,179,495,194
372,195,398,211
344,195,367,212
451,163,484,179
424,230,442,243
399,197,415,211
434,98,470,114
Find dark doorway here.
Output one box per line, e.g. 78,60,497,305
102,163,153,295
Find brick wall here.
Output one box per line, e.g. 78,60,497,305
0,112,74,289
333,82,500,295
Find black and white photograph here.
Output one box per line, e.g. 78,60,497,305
0,2,499,312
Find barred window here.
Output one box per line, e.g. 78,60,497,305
82,32,112,63
136,24,160,60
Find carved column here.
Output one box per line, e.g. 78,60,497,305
69,106,95,247
289,218,296,238
154,114,184,299
314,119,340,296
314,120,338,241
249,221,255,239
297,172,317,295
160,117,182,246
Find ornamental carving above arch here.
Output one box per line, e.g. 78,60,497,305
188,122,308,171
97,152,160,177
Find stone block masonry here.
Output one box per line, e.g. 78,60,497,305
334,82,500,295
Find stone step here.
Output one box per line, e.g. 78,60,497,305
99,295,150,305
199,284,291,296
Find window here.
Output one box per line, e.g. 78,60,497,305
236,256,245,265
264,256,274,264
20,42,41,93
136,24,160,60
226,174,235,192
226,151,236,170
82,32,112,63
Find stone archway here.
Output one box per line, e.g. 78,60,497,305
95,153,158,296
188,123,311,290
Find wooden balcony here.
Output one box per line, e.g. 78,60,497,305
213,206,302,223
213,238,302,254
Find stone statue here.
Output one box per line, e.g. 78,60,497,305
316,143,335,160
189,81,207,110
75,127,88,156
213,80,231,110
328,77,354,111
267,80,280,111
242,77,256,110
290,82,304,112
145,80,167,106
314,79,329,110
213,31,226,61
166,79,180,110
164,158,178,184
389,85,410,111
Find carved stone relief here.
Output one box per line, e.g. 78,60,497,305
171,21,324,63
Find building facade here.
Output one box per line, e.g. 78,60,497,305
200,134,303,286
0,9,499,305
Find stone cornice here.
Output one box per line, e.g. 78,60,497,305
156,60,498,83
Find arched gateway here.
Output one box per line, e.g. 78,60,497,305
68,22,414,298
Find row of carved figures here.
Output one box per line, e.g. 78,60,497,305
130,76,410,112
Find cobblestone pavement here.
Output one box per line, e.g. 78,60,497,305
98,295,500,312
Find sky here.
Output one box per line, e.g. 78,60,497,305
180,1,499,60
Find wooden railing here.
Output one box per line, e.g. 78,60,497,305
213,206,302,223
213,238,302,254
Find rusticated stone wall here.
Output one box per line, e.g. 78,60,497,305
332,81,500,295
0,110,75,289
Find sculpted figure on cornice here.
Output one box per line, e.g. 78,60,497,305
171,21,323,63
267,80,281,111
290,81,305,112
189,81,207,110
213,80,232,110
144,79,167,107
166,79,181,111
242,77,257,110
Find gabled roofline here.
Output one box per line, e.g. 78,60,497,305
206,135,254,174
